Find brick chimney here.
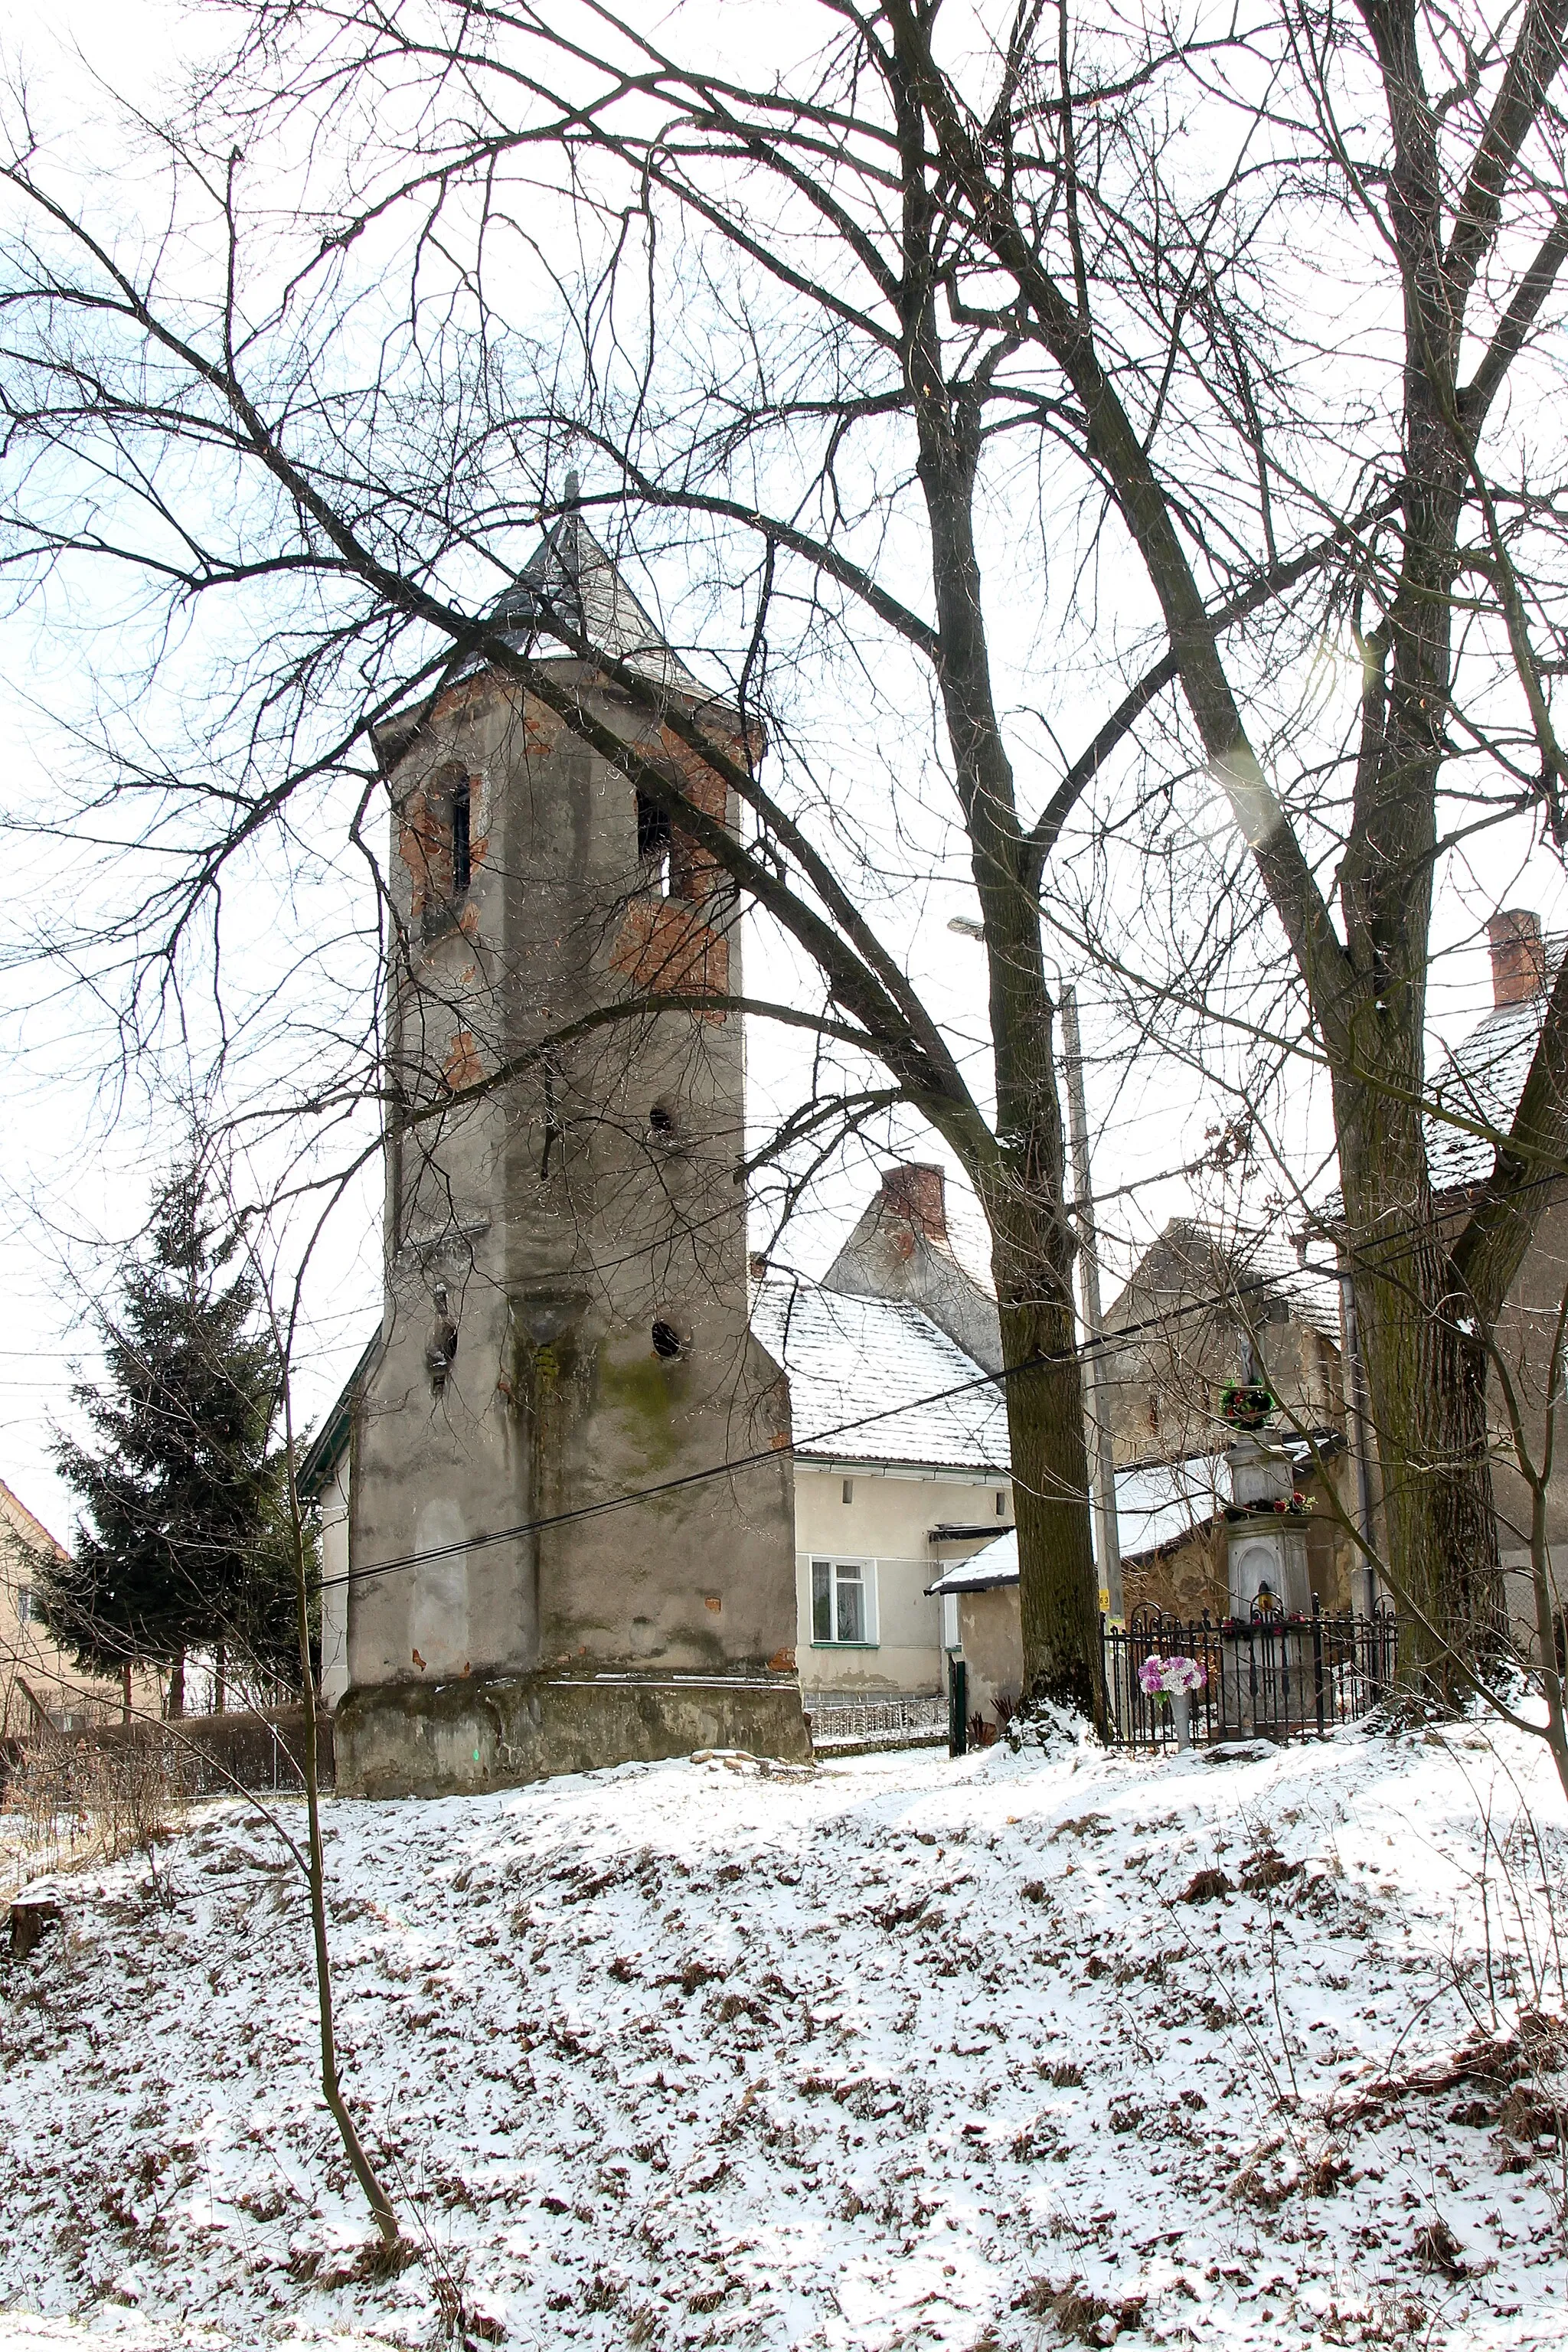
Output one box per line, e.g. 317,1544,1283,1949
880,1162,948,1242
1488,907,1547,1008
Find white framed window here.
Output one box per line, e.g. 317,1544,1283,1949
810,1556,877,1646
15,1584,31,1625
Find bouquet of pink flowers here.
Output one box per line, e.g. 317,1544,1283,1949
1138,1654,1207,1697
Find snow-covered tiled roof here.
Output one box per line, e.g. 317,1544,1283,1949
1111,1432,1337,1565
1212,1220,1341,1341
1112,1455,1230,1563
926,1459,1230,1594
750,1274,1010,1473
1426,989,1554,1194
926,1432,1340,1590
926,1459,1231,1593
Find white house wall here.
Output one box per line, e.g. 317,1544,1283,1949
792,1462,1011,1697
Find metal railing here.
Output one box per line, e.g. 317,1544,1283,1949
1102,1601,1399,1750
803,1693,949,1751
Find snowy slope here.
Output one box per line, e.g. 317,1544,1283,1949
1,1722,1564,2351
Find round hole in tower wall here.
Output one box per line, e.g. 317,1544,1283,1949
651,1319,683,1360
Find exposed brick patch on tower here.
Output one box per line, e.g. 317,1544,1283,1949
610,900,730,1018
441,1029,485,1092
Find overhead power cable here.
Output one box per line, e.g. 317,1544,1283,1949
315,1217,1418,1600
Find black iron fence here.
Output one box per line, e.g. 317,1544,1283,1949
1103,1602,1399,1750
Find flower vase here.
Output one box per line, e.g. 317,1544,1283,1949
1139,1655,1207,1749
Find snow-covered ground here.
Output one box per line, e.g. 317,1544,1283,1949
1,1718,1564,2351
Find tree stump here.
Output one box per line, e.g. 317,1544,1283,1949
10,1900,63,1960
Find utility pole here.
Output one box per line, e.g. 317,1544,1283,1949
1060,988,1123,1619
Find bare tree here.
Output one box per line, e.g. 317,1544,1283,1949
322,0,1568,1694
856,0,1568,1690
0,21,1106,1722
7,0,1568,1717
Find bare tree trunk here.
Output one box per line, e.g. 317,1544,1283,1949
1519,1452,1568,1809
1351,1241,1501,1695
991,1259,1104,1722
1363,1277,1568,1805
975,1055,1102,1720
889,15,1102,1720
277,1387,400,2245
120,1663,131,1723
214,1641,226,1717
166,1648,185,1721
1336,1086,1505,1697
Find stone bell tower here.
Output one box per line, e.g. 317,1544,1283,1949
334,495,808,1796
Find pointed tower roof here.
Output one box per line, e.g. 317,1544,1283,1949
489,477,706,697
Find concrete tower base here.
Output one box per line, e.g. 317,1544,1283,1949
335,1670,814,1799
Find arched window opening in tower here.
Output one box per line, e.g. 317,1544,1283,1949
636,790,672,897
451,776,472,896
650,1318,683,1360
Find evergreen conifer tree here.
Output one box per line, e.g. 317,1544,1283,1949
42,1164,302,1715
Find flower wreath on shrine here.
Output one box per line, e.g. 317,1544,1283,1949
1218,1380,1276,1430
1223,1490,1312,1521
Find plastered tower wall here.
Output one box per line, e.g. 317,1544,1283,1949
336,648,807,1795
